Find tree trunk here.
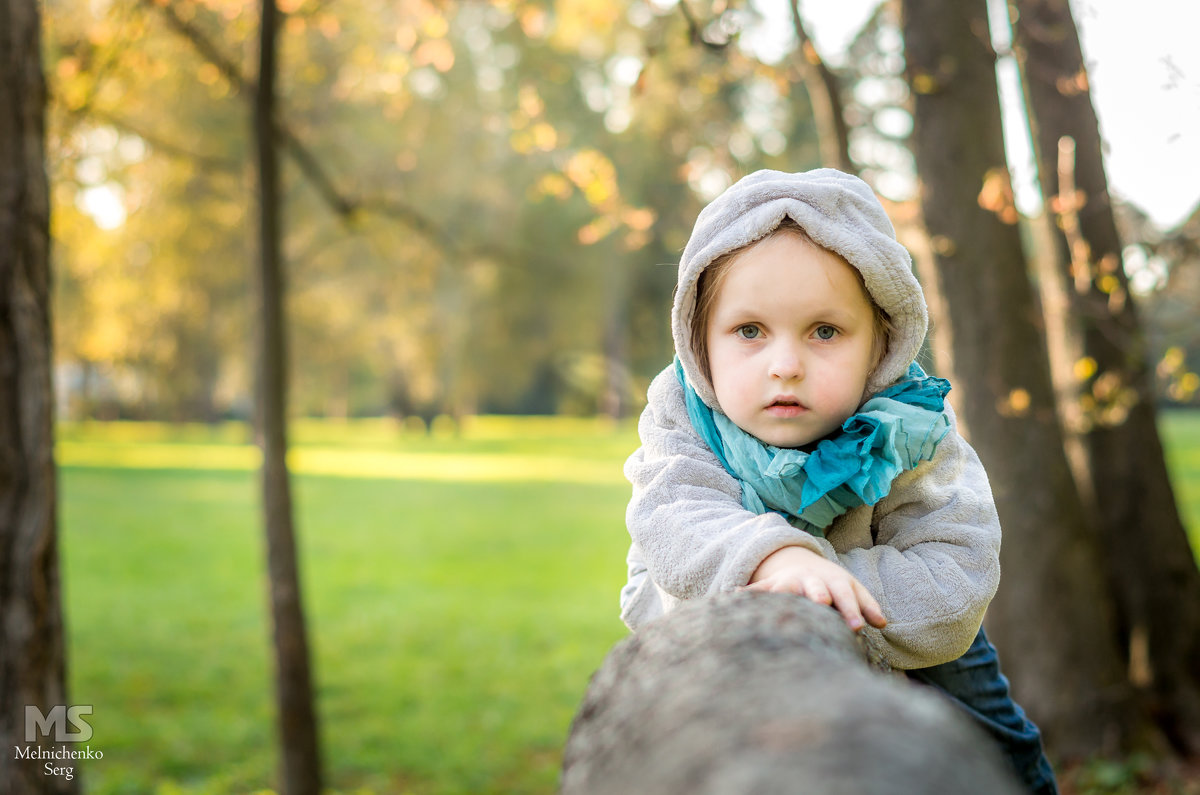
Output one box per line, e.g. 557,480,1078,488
787,0,854,173
0,0,77,791
253,1,323,792
562,593,1021,795
899,0,1130,757
1013,0,1200,754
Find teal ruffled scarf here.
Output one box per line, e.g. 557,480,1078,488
676,359,952,538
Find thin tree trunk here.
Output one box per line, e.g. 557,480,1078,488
1013,0,1200,754
0,0,77,791
253,1,323,791
899,0,1130,758
787,0,854,173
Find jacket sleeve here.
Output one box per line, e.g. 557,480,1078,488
624,367,828,602
837,406,1001,669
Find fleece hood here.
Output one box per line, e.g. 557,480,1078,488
672,168,929,409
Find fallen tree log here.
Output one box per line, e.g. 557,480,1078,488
561,592,1021,795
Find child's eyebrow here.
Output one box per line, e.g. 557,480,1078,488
816,306,865,324
719,303,862,322
711,300,763,317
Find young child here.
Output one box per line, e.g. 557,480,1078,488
620,169,1057,794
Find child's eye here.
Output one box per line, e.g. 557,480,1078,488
735,325,762,340
814,325,838,340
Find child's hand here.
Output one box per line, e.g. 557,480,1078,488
744,546,887,632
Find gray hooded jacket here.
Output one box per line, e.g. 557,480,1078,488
620,170,1001,670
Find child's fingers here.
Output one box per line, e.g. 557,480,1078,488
853,581,888,628
801,578,833,607
743,575,885,632
743,577,796,594
826,580,866,631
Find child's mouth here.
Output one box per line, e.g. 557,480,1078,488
766,398,806,417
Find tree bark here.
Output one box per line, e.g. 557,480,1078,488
1013,0,1200,754
899,0,1130,757
253,1,323,792
562,593,1021,795
0,0,77,791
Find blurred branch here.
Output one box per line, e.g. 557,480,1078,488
787,0,854,172
1055,136,1098,295
350,197,453,243
1054,136,1143,350
86,106,241,171
149,0,250,92
139,0,452,250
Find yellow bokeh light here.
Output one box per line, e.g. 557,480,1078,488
197,63,221,86
531,122,558,152
414,39,455,73
1073,356,1098,381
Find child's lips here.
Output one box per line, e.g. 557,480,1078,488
765,397,807,417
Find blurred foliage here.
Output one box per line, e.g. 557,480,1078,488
46,0,1199,422
47,0,831,421
1116,202,1200,407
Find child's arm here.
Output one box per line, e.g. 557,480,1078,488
625,367,837,603
830,414,1001,668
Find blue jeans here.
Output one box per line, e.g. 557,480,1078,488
906,627,1058,795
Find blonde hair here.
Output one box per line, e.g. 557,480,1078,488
690,218,894,386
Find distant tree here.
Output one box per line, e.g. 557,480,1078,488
1013,0,1200,753
252,0,322,791
899,0,1131,757
0,0,76,792
48,0,252,421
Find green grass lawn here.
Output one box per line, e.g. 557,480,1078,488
1162,410,1200,562
55,412,1200,793
58,417,636,794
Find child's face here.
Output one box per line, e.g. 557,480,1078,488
705,232,879,449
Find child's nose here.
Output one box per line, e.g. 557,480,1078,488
767,341,805,381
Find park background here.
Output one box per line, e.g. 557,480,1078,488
4,0,1200,792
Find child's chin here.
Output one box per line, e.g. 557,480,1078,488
754,420,846,450
757,428,819,450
